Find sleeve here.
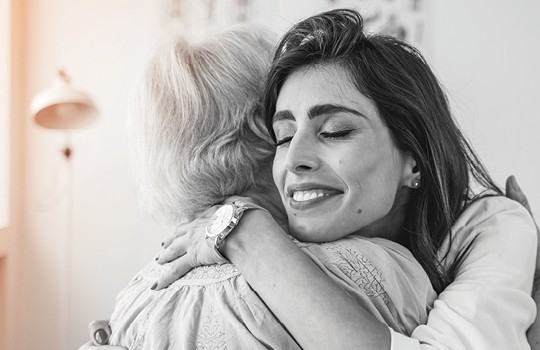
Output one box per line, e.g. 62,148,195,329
393,197,537,350
298,236,436,336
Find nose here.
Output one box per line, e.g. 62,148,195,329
284,131,320,173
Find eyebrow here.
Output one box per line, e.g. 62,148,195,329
272,104,366,123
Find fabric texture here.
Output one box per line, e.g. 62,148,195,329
109,236,436,349
391,196,537,350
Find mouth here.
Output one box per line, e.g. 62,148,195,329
286,184,343,210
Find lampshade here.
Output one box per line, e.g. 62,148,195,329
30,70,98,129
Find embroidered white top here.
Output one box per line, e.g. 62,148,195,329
109,236,436,349
391,196,537,350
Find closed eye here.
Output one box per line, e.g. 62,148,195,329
274,136,293,147
320,129,356,139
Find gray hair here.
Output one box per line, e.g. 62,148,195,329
130,25,276,225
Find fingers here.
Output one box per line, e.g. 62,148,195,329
507,177,540,298
156,238,187,264
88,320,111,345
152,254,195,291
161,235,175,250
161,207,217,249
161,227,186,249
506,175,532,213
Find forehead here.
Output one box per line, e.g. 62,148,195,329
275,63,377,119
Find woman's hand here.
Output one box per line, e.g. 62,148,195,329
77,320,126,350
505,175,539,292
506,176,540,349
506,175,533,213
153,205,226,290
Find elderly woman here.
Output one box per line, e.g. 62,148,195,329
152,9,538,350
87,25,437,350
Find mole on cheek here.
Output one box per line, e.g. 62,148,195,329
357,208,363,214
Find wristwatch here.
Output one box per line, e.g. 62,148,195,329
205,201,268,255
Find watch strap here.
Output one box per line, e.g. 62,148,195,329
209,201,269,261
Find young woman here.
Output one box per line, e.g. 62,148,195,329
152,9,537,349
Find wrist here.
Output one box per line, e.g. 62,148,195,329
219,209,275,263
205,201,268,261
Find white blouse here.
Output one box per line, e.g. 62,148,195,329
391,196,537,349
109,236,435,349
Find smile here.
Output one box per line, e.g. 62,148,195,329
292,190,332,202
286,184,343,210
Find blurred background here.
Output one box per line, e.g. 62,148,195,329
0,0,539,349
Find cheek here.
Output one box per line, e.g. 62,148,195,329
343,162,393,213
272,152,286,192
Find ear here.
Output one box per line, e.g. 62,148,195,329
402,152,421,189
247,111,274,144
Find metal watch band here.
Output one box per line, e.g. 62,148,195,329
212,201,269,251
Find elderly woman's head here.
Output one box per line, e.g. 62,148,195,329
264,9,501,292
131,26,276,224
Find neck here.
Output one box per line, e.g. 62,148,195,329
243,185,289,231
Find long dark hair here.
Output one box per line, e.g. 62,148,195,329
263,9,502,293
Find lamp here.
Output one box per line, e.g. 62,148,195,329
31,69,97,161
30,69,97,349
31,69,97,130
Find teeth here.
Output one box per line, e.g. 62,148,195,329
292,190,330,202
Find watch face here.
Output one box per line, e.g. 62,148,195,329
207,204,235,238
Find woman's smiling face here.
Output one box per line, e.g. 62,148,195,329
272,64,415,242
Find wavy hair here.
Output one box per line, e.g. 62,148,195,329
263,9,502,293
130,25,276,224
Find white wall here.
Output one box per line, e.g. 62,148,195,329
12,1,540,350
16,1,168,349
426,0,540,216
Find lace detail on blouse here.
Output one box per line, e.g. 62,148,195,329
196,307,227,350
324,242,390,304
183,264,240,282
137,261,241,286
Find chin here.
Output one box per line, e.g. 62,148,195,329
288,222,331,243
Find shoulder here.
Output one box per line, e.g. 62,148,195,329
457,195,533,227
443,195,537,291
448,196,536,254
415,196,538,348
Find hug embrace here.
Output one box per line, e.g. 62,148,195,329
81,8,539,350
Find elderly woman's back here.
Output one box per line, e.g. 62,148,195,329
110,261,296,349
108,25,435,349
110,237,434,349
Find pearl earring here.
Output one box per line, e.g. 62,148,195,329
412,178,421,189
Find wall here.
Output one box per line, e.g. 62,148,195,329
15,1,168,349
11,1,540,350
426,0,540,214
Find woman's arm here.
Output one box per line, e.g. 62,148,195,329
154,205,392,349
221,209,392,350
394,196,537,349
